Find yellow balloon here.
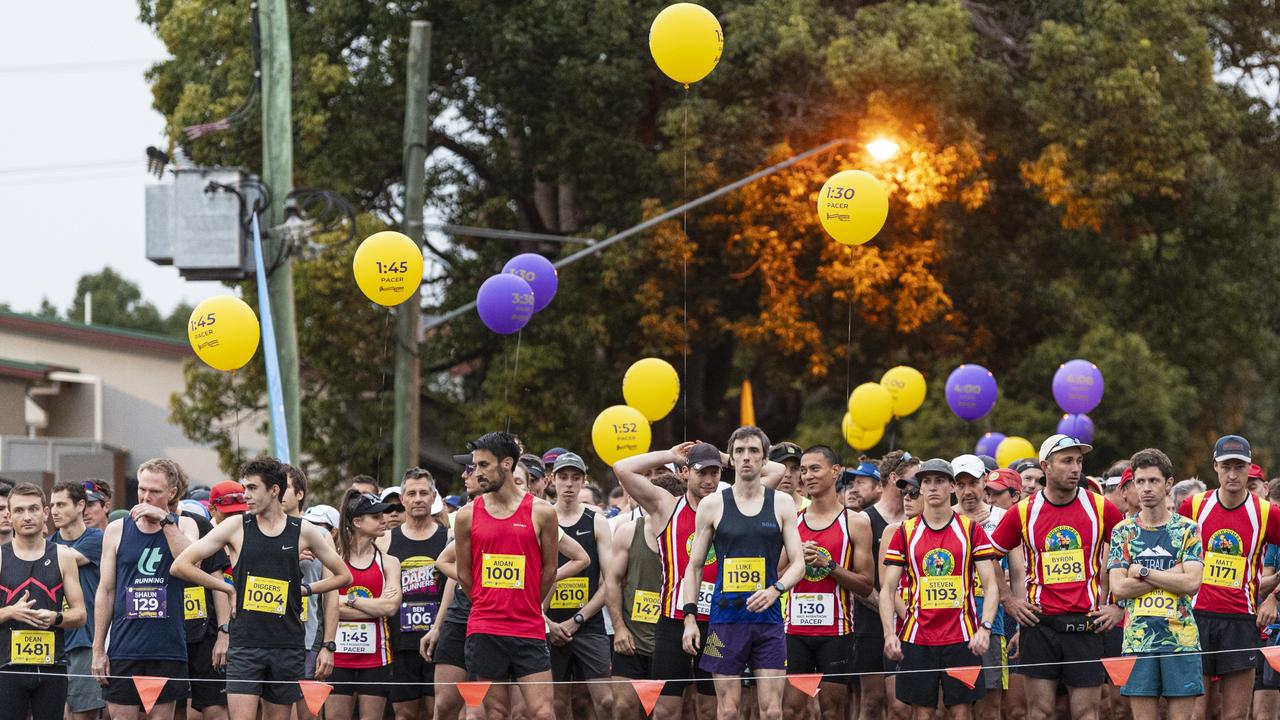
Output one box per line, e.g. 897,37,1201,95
996,436,1037,469
817,170,889,246
187,296,260,372
592,405,653,466
842,412,885,452
649,3,723,86
848,382,893,431
622,358,681,422
880,366,927,417
352,231,425,307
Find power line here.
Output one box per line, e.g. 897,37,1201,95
0,158,138,176
0,58,156,76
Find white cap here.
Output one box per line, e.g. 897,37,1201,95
303,504,340,529
431,494,443,514
380,486,402,501
951,454,987,480
1039,434,1093,462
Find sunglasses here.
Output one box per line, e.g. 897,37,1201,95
903,487,922,500
213,492,245,507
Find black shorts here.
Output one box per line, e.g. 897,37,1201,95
1018,616,1105,687
226,645,304,705
853,632,885,674
465,633,550,680
187,633,227,710
390,648,435,701
787,633,854,681
103,659,189,708
1196,611,1259,677
551,632,612,681
897,642,986,708
651,615,715,696
330,664,392,696
0,665,67,720
612,650,652,679
434,622,467,669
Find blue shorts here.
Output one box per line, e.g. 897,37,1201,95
699,623,786,676
1120,653,1204,698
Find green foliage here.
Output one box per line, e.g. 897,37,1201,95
36,268,190,337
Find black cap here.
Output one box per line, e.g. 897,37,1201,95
452,452,473,466
350,493,397,516
769,442,803,464
978,455,999,472
687,443,722,472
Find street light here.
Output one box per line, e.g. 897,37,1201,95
866,137,900,162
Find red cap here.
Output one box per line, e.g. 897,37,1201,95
985,468,1021,492
210,480,248,514
1250,464,1265,481
1118,467,1134,488
1085,476,1103,494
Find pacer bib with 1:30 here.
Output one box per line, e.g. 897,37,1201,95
697,581,714,616
481,553,525,589
126,584,167,619
183,586,207,620
1202,552,1245,589
631,590,660,623
10,629,53,665
789,592,835,626
550,576,589,609
336,620,376,654
920,575,964,609
400,601,440,632
723,557,766,592
243,575,288,614
1132,589,1178,619
1041,549,1085,584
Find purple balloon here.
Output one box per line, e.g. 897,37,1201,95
1057,413,1095,444
502,253,558,313
976,432,1007,457
476,273,535,334
946,364,998,421
1053,359,1104,414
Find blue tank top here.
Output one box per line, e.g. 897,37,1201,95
710,487,783,624
107,518,187,661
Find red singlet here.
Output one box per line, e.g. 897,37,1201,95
467,493,545,640
787,509,855,636
658,496,719,620
334,550,391,669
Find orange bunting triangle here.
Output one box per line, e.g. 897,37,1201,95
1102,656,1137,687
133,675,168,714
945,666,981,690
631,679,666,716
787,673,823,697
299,681,333,715
458,680,491,708
1262,646,1280,673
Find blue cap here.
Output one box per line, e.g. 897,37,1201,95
1214,435,1251,463
444,495,465,508
850,461,882,483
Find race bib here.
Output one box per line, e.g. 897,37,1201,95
921,575,964,609
789,592,835,626
1132,588,1178,619
183,586,207,620
697,581,714,616
1041,549,1085,584
126,585,167,619
550,576,589,610
336,620,376,654
10,630,53,665
301,596,309,622
723,557,766,593
1202,552,1245,589
481,553,525,589
399,601,440,632
631,590,660,623
242,575,288,615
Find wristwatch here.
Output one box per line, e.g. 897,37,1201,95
345,594,358,607
218,623,230,634
980,621,994,632
682,603,698,617
1138,565,1150,580
573,613,585,625
53,612,63,628
159,512,178,527
322,640,337,652
772,581,786,593
301,583,312,597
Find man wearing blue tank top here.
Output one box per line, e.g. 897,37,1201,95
173,457,351,720
681,426,807,720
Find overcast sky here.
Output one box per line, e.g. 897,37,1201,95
0,1,225,317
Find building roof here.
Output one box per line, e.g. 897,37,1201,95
0,358,78,382
0,311,192,358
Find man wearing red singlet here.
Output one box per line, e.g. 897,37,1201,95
454,431,559,720
1178,434,1280,720
614,441,725,720
783,446,874,720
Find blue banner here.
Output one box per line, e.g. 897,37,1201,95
251,213,291,463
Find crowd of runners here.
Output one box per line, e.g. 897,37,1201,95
2,428,1280,720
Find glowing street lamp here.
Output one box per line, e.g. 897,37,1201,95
866,137,900,163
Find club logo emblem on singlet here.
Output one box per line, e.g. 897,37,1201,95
137,547,163,576
804,546,834,581
1207,529,1243,556
1045,526,1082,551
686,533,716,565
345,585,374,601
400,556,438,594
1042,525,1086,584
920,548,962,609
922,548,955,576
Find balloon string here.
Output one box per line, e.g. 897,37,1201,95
375,309,392,484
681,88,689,442
503,329,523,434
845,244,854,404
231,369,241,462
